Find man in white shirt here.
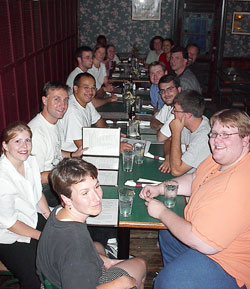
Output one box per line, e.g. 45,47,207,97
150,75,181,135
29,82,83,206
66,46,93,95
60,72,132,153
159,90,210,175
66,46,116,107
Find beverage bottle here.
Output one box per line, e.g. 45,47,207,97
129,103,136,120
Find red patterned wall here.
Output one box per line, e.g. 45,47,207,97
0,0,78,132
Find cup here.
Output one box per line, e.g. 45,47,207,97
164,180,178,208
127,120,140,138
133,142,145,165
119,188,135,217
122,150,135,172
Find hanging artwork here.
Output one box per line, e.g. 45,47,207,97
232,12,250,35
132,0,162,20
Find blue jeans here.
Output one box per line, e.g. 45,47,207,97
154,230,246,289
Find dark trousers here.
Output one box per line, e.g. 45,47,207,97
42,183,60,207
0,214,46,289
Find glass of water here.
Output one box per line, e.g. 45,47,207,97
119,188,135,217
164,180,178,208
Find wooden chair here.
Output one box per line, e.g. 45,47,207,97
0,261,19,289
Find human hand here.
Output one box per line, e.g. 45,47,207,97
120,132,127,138
170,117,185,133
72,146,88,157
108,94,118,102
139,183,164,200
158,156,171,173
105,83,114,92
144,197,167,220
120,142,133,153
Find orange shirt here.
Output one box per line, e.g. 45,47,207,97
185,153,250,288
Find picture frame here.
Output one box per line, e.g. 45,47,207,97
232,12,250,35
132,0,162,21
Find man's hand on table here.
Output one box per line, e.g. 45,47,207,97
144,197,167,220
104,83,114,92
158,155,171,173
107,94,118,102
139,183,164,200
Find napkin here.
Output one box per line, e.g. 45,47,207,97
139,120,150,127
137,178,161,184
142,104,153,110
138,87,150,91
144,152,165,161
125,180,159,188
106,120,128,125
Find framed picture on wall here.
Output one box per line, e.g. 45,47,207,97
132,0,162,20
232,12,250,35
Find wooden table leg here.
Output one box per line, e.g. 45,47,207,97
117,227,130,259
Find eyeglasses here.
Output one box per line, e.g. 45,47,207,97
209,132,239,139
159,86,176,95
172,107,185,113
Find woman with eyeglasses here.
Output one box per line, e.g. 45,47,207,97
140,109,250,289
0,121,50,289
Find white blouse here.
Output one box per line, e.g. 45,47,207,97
0,154,42,244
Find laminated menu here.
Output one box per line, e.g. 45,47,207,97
82,127,120,186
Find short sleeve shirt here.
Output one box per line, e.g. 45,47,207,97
185,153,250,288
29,113,63,171
59,95,101,151
180,116,211,173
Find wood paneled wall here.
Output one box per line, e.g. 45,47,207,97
0,0,78,133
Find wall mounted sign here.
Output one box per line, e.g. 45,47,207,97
132,0,162,20
232,12,250,35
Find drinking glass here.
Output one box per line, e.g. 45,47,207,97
164,180,178,208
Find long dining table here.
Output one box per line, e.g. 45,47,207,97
94,85,186,259
102,144,186,259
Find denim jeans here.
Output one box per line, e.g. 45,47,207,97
154,230,246,289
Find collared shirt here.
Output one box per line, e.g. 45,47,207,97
0,155,42,244
150,84,164,111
